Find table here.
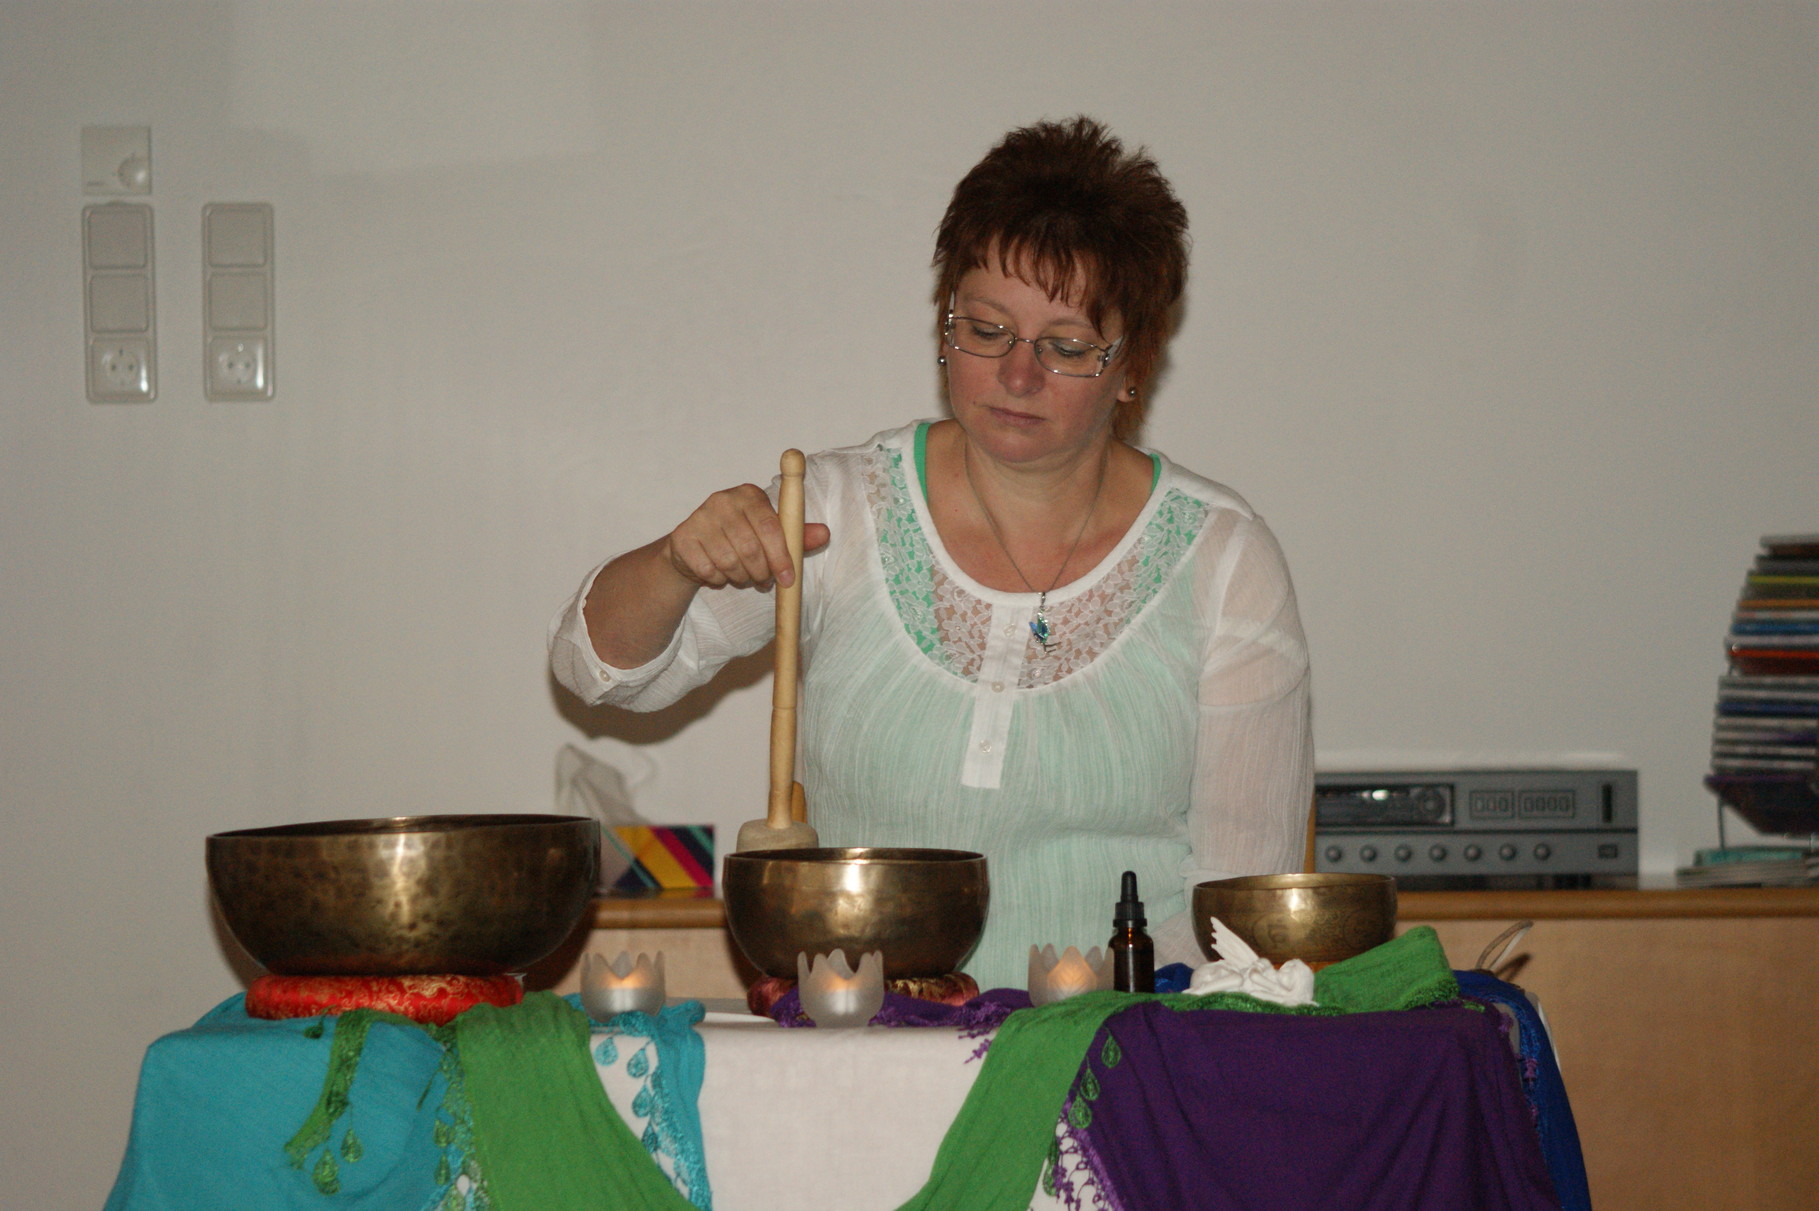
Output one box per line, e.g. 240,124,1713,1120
573,886,1819,1211
109,945,1577,1211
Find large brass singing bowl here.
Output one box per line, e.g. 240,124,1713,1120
207,814,599,976
1193,873,1397,967
722,847,988,980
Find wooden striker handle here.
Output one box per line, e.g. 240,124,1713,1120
766,449,807,830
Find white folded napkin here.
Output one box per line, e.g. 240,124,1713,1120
1188,917,1317,1006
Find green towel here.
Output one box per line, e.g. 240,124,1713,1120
457,992,695,1211
894,925,1460,1211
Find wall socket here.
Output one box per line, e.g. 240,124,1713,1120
208,337,268,395
92,339,154,397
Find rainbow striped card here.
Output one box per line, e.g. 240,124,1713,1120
607,825,715,893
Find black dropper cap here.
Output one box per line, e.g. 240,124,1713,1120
1114,870,1147,928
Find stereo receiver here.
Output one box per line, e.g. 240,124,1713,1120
1312,767,1638,889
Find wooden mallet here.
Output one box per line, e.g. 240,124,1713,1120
735,449,820,853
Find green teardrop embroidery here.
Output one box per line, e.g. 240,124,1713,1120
1068,1097,1093,1131
312,1149,340,1195
1080,1069,1101,1101
1101,1035,1122,1067
339,1128,363,1163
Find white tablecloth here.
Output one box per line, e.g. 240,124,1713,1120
591,1004,1081,1211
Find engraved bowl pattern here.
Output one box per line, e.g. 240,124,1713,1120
722,847,988,980
1192,872,1397,967
207,814,599,976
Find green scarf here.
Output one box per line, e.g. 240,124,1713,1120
457,993,695,1210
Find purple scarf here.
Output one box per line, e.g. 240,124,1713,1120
1056,1002,1561,1210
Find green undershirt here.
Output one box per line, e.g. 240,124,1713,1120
913,420,1161,498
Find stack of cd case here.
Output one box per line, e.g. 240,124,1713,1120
1703,532,1819,843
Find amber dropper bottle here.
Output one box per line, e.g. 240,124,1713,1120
1110,870,1155,993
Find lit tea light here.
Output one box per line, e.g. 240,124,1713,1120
1028,944,1112,1006
797,949,884,1028
579,950,666,1019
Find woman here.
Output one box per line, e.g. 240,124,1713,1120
550,117,1312,990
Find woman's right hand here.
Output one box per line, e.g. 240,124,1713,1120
661,484,830,590
582,482,830,669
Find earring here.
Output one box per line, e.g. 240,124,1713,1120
938,355,947,366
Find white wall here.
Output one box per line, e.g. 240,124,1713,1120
2,2,1813,1204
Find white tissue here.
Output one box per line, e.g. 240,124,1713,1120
1188,917,1317,1006
556,742,655,890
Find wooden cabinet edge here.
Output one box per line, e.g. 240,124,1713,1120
594,886,1819,930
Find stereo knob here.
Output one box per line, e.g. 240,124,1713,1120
1324,845,1344,863
1499,844,1518,861
1394,844,1413,862
1533,843,1553,861
1463,844,1483,862
1359,845,1378,862
1428,844,1448,862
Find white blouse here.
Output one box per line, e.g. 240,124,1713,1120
550,422,1313,989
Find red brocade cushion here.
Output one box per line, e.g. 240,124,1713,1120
245,974,523,1024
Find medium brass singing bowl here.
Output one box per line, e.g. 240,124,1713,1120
722,847,989,980
207,814,599,976
1193,873,1397,967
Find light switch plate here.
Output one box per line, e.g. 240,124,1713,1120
83,202,156,403
203,203,275,401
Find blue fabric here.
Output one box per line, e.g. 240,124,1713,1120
105,995,453,1211
574,995,713,1210
1153,962,1194,993
1456,971,1592,1211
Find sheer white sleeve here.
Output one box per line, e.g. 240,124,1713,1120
546,561,777,710
1157,510,1314,960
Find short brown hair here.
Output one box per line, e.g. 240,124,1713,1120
933,116,1189,439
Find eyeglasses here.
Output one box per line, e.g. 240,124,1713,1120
943,312,1123,378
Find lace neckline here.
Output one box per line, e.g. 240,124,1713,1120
898,427,1169,606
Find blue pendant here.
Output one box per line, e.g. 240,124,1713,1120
1030,613,1054,651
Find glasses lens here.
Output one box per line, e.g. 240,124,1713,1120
947,316,1013,357
1034,338,1107,378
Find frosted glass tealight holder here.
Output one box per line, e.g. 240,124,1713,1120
580,950,666,1019
1028,944,1112,1006
797,949,884,1028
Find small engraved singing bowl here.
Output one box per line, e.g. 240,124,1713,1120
721,847,989,980
1192,873,1398,969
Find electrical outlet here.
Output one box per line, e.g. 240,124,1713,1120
207,336,268,399
89,338,155,402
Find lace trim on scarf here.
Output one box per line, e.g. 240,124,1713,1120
862,443,1211,687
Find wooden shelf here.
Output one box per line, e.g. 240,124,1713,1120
594,884,1819,930
1400,885,1819,919
593,893,725,929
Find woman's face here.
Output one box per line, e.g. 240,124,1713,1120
943,260,1130,468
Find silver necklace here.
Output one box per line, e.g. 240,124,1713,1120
962,439,1108,655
